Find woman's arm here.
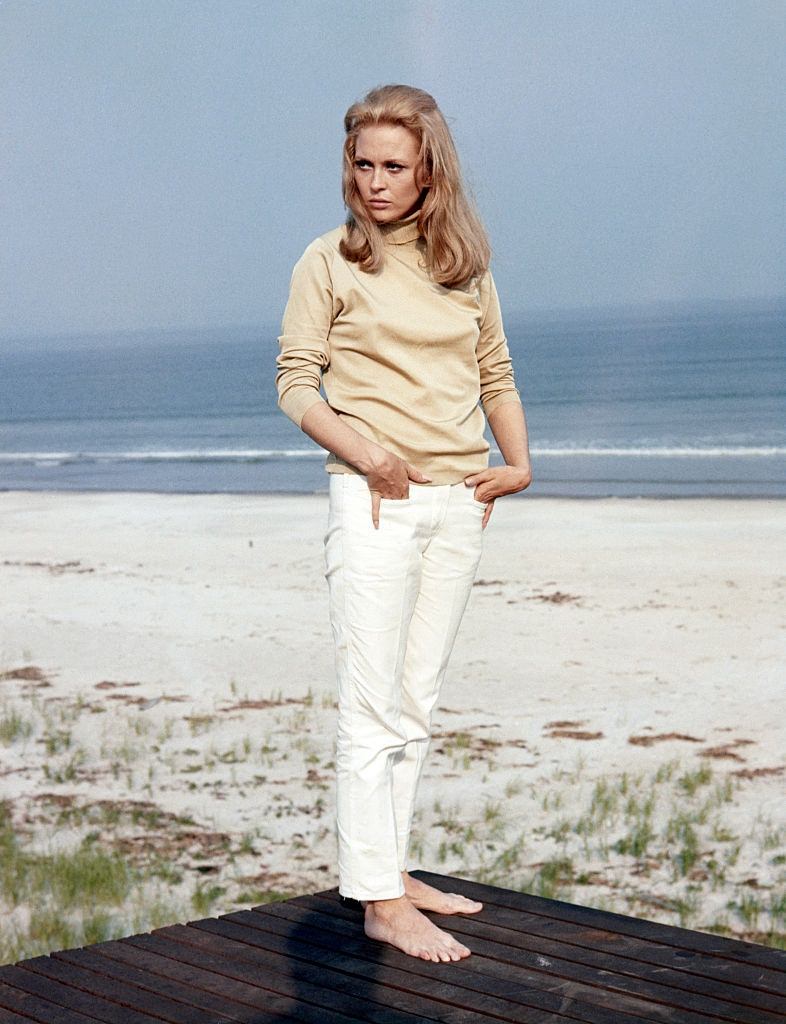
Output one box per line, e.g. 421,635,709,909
464,400,532,528
300,403,431,528
467,271,532,526
277,239,429,527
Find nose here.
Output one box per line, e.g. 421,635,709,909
370,167,385,192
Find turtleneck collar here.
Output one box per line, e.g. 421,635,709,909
378,207,423,245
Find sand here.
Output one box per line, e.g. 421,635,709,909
1,490,784,949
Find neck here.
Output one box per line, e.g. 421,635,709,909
378,206,422,245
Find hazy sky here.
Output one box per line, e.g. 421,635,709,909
2,0,784,340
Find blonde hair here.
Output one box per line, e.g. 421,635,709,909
339,84,491,289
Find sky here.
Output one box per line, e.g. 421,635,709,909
1,0,784,341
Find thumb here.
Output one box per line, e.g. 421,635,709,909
406,463,432,483
465,469,492,486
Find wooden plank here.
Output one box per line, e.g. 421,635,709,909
211,905,671,1024
193,913,605,1024
122,928,405,1024
2,872,783,1024
21,953,232,1024
0,1007,37,1024
258,895,784,1024
310,890,786,1013
309,891,786,1021
234,902,701,1023
412,870,786,972
102,937,354,1024
411,905,786,1024
82,938,346,1024
89,937,380,1024
130,923,480,1024
311,888,785,998
0,979,101,1024
0,962,159,1024
54,946,249,1023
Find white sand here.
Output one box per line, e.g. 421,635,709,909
1,490,784,941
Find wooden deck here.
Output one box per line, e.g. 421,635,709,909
0,869,784,1023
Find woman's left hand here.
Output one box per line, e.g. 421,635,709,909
464,464,532,529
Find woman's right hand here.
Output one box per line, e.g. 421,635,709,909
364,448,431,529
297,406,431,529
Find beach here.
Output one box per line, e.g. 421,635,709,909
1,490,784,958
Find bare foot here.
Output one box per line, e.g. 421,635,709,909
363,895,471,962
402,872,484,915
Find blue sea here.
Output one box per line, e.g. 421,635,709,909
1,297,784,497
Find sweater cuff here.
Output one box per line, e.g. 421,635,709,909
278,388,328,429
481,390,522,417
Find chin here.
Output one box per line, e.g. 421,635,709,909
368,209,397,224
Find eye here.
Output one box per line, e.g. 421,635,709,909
386,163,404,172
354,159,372,169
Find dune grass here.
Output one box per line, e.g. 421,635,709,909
419,754,786,946
1,674,784,962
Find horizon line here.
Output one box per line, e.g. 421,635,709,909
1,292,784,346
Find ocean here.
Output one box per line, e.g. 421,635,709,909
1,298,784,498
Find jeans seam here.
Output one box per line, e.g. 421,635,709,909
333,473,358,897
339,474,356,897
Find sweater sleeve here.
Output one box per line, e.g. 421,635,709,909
476,270,522,416
275,238,335,427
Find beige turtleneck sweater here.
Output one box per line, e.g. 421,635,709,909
275,211,522,484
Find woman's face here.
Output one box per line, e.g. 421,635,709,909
353,124,427,224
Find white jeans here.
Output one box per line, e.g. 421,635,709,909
324,472,486,901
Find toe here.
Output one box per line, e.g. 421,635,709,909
450,892,479,906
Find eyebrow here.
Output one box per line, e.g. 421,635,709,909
354,155,409,164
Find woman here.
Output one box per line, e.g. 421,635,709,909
276,84,531,963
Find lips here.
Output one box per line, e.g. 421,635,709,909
368,199,390,207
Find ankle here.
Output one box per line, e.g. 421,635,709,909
365,894,410,917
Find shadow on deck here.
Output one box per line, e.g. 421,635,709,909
1,868,784,1022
